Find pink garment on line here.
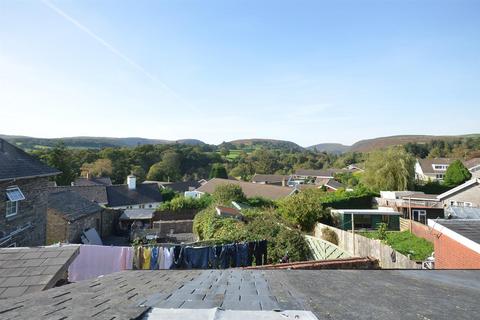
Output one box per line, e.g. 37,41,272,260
68,244,131,282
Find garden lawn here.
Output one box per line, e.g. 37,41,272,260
360,231,433,261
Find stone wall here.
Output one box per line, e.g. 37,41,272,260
46,210,67,245
101,209,121,237
0,177,50,247
153,209,197,221
315,223,420,269
66,212,102,243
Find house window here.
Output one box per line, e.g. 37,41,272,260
5,187,25,218
6,201,18,218
435,174,444,180
412,209,427,224
433,165,448,171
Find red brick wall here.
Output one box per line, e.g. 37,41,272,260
411,221,436,243
434,233,480,269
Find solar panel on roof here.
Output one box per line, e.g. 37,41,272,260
6,187,25,202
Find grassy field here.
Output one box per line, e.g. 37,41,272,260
360,231,433,261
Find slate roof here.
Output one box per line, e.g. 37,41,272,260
0,245,79,299
49,185,109,205
325,179,345,190
48,191,102,222
159,181,202,193
251,174,289,184
436,219,480,244
196,178,295,200
106,183,163,207
294,168,346,177
0,269,479,319
417,158,455,174
73,177,113,186
0,139,60,181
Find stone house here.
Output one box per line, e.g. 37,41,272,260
0,139,60,247
46,190,104,244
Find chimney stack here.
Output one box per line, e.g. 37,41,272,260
127,174,136,190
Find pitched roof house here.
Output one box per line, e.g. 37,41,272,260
49,175,163,210
437,178,480,207
293,168,347,179
377,191,443,225
106,175,163,209
47,191,104,244
49,185,109,205
72,176,112,187
251,174,290,186
415,158,480,182
0,139,60,247
195,178,296,200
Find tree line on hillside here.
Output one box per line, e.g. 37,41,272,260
31,136,477,192
32,142,347,186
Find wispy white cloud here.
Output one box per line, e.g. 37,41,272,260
41,0,193,109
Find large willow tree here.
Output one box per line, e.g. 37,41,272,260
362,147,415,191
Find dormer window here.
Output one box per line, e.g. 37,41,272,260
5,186,25,218
433,164,449,171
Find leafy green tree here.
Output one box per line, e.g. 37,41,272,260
130,165,146,182
444,160,472,187
362,147,415,191
277,189,328,231
159,187,177,202
81,158,113,177
40,142,77,186
209,163,228,179
212,184,246,205
147,151,182,181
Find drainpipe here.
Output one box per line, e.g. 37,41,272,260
352,214,355,256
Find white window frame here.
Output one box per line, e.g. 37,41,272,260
412,209,427,224
6,200,18,218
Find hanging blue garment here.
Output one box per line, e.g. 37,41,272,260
150,247,159,270
235,243,249,267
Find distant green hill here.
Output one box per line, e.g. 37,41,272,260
225,138,305,151
0,134,206,150
307,143,350,154
349,134,480,152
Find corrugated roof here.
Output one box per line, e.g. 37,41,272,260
120,208,155,220
0,139,60,181
445,206,480,219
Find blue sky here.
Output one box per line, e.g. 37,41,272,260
1,0,479,146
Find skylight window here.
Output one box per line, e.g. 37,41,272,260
6,187,25,202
